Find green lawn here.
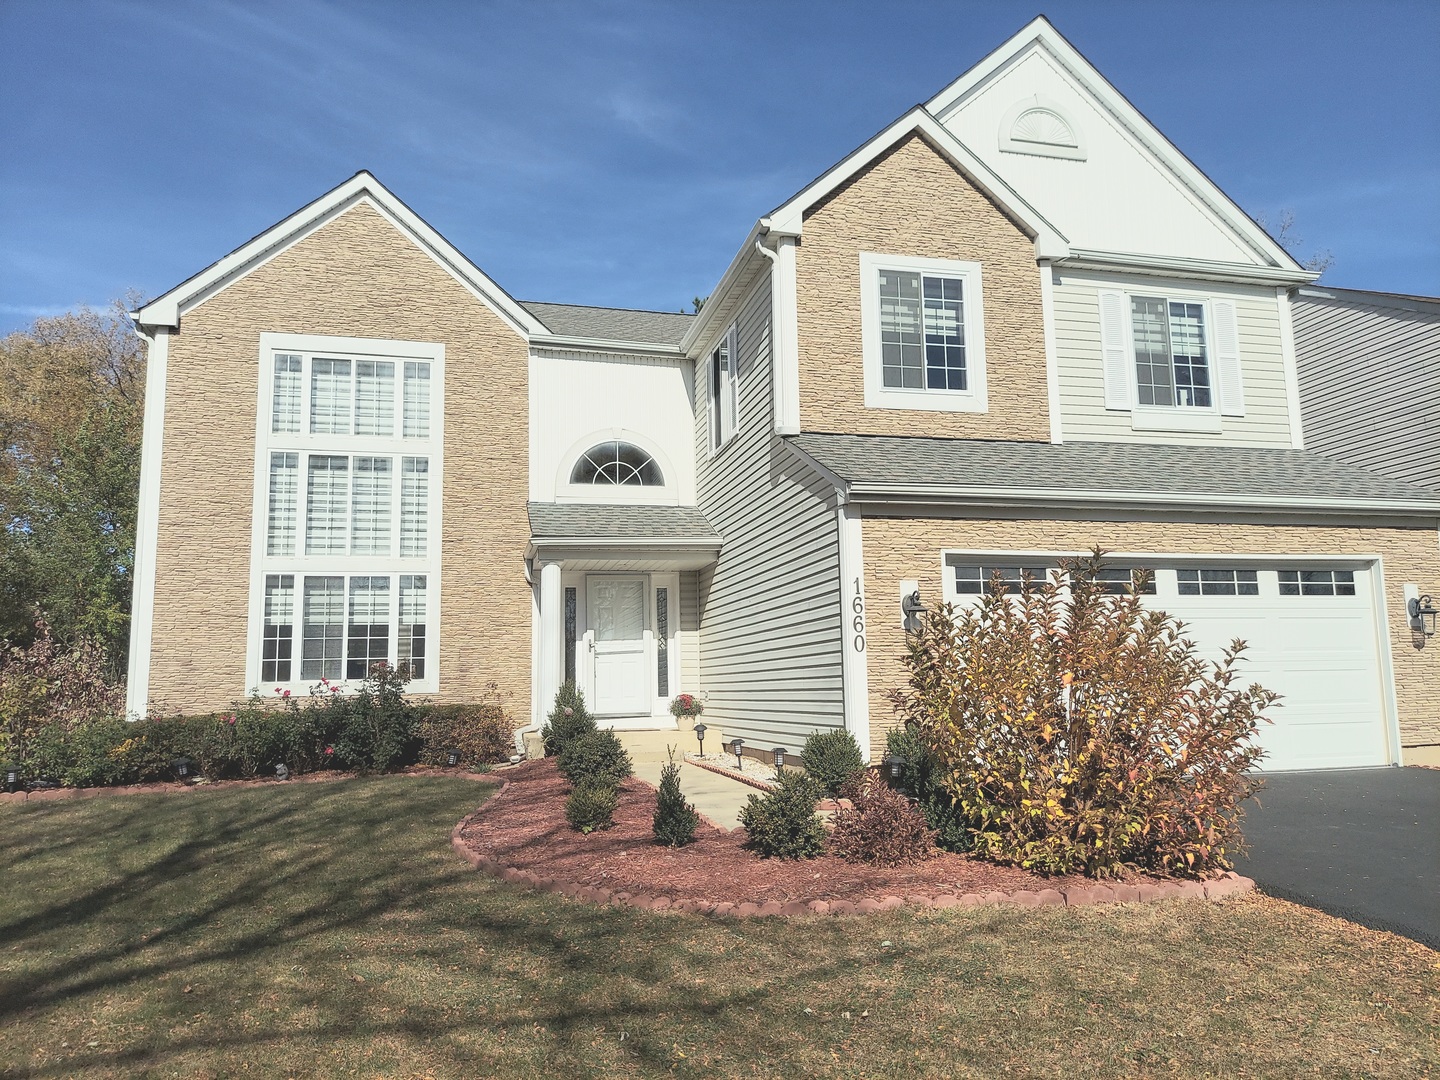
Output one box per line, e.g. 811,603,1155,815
1,778,1436,1079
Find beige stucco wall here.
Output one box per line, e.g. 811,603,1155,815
860,514,1440,759
794,134,1050,440
148,200,533,720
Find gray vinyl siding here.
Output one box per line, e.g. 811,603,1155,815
694,274,845,751
1053,269,1296,446
1294,291,1440,489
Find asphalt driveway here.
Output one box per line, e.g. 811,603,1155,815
1233,767,1439,949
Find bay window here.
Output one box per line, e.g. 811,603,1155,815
249,334,442,694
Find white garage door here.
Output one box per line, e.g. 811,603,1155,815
946,559,1393,771
1146,565,1390,771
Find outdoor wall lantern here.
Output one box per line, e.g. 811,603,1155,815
172,757,193,781
1409,594,1438,637
275,763,290,781
772,747,787,769
901,588,928,634
693,723,707,756
445,748,461,768
4,765,19,794
732,738,745,770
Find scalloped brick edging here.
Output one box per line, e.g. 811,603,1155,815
0,765,500,804
682,756,776,792
448,793,1255,916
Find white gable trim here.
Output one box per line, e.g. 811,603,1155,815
133,172,548,338
926,17,1306,276
761,108,1069,260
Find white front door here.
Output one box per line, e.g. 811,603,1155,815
586,576,651,716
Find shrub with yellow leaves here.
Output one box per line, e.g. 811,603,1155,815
888,550,1278,878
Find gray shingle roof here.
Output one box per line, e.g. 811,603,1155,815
528,502,721,542
520,301,694,347
787,433,1440,509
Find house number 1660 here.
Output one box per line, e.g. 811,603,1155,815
851,578,866,652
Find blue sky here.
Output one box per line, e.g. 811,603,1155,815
1,0,1436,333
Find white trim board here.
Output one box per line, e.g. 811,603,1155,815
124,326,169,720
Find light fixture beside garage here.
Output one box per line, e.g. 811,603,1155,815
900,581,928,634
1409,594,1438,637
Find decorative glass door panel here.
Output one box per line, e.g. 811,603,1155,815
586,576,650,715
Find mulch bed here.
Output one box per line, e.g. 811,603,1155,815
457,758,1168,905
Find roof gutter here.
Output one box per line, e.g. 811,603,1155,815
1060,249,1320,287
527,334,687,358
846,482,1440,518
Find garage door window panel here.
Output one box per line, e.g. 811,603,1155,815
1177,568,1259,597
953,564,1051,596
1279,569,1356,597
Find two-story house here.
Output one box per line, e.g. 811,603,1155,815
125,16,1440,771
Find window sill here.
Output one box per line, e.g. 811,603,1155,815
1128,407,1223,434
863,387,989,414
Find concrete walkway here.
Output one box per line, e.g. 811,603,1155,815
614,729,755,830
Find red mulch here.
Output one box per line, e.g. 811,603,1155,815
458,758,1154,905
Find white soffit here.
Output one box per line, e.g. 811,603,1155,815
925,17,1305,275
132,171,548,338
761,108,1070,261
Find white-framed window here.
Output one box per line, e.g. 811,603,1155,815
859,252,988,413
1099,288,1243,431
247,333,443,695
708,323,739,452
569,441,665,486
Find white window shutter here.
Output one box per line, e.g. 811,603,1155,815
1211,300,1245,416
1098,291,1131,410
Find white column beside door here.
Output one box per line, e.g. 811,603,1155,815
538,560,564,715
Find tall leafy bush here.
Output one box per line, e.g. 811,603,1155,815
890,551,1276,878
800,728,864,797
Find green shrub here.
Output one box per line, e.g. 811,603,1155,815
829,771,936,866
739,768,825,859
557,729,632,787
891,550,1276,878
652,750,699,847
885,725,970,852
801,728,864,797
565,780,619,833
325,664,417,772
541,682,596,757
416,683,515,767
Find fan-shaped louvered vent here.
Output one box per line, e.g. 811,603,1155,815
1011,108,1077,148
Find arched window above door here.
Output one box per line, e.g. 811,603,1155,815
568,441,665,486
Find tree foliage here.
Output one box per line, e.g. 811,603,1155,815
889,551,1277,878
0,297,146,672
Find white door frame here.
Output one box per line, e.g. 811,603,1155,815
563,570,682,721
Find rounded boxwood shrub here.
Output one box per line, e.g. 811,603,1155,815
739,768,825,859
557,729,632,787
566,780,619,834
800,728,864,797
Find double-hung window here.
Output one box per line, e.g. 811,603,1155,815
251,334,442,694
709,323,739,452
1099,288,1244,430
860,252,987,412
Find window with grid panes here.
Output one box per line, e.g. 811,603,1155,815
254,340,439,691
1130,297,1212,408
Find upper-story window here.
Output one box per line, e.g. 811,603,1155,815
1100,289,1243,432
860,252,988,413
709,323,739,452
1130,297,1211,409
252,334,442,695
570,441,664,486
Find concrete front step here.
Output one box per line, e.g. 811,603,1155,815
611,727,711,762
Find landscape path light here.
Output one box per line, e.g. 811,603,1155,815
732,738,745,770
772,747,787,770
4,765,19,794
693,723,707,756
445,748,461,768
172,757,193,781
